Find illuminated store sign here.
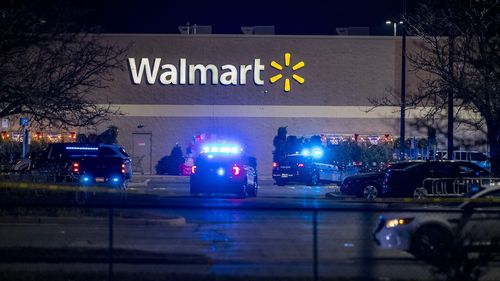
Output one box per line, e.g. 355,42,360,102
128,58,265,86
128,53,305,92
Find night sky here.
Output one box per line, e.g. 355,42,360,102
2,0,419,35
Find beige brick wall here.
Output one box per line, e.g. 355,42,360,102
90,34,423,176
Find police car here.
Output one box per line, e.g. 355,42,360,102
273,148,354,186
190,144,258,197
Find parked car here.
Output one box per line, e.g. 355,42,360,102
272,154,355,186
31,143,132,188
382,161,490,198
340,161,417,199
190,144,258,198
374,187,500,261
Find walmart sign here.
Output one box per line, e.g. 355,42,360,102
128,53,304,92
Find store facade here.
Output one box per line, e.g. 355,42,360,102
85,34,433,175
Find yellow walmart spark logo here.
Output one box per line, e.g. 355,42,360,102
270,53,305,92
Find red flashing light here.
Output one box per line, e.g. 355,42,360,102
72,161,80,174
232,165,241,176
191,165,197,174
272,162,278,168
121,163,126,174
297,163,305,167
1,131,7,140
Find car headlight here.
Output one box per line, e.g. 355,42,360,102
385,218,414,228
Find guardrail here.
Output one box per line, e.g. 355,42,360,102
422,177,500,197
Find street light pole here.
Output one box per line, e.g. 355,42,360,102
400,20,406,161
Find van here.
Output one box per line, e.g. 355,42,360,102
436,150,490,171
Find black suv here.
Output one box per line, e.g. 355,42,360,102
31,143,132,188
382,161,490,198
190,151,257,198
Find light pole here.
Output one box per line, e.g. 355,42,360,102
386,18,406,160
385,20,404,36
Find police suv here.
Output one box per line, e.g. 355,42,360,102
273,148,353,186
190,144,258,198
31,143,132,188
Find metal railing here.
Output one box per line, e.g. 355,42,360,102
422,177,500,197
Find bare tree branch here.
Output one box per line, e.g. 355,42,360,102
0,1,126,129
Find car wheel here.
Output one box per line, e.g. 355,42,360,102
362,184,379,200
247,179,258,197
276,179,287,186
307,172,319,186
413,187,428,199
410,225,452,261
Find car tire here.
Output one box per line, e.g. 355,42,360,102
410,225,452,261
362,184,379,200
247,178,258,197
307,172,319,186
413,187,428,199
276,179,288,186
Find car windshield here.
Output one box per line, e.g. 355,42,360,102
385,161,420,171
285,155,311,164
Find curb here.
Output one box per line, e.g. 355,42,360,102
0,215,186,226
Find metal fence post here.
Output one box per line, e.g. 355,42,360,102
313,209,318,281
108,207,114,281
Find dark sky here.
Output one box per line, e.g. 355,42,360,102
88,0,417,35
2,0,419,35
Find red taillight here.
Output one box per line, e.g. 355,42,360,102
298,163,304,167
72,161,79,174
121,163,126,174
232,165,241,176
273,162,278,168
191,165,197,174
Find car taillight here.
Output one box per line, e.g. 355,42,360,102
121,163,126,174
273,162,278,168
191,165,197,174
72,161,79,174
297,163,304,167
232,165,241,176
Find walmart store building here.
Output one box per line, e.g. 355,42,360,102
93,34,428,175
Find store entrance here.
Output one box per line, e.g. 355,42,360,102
132,133,152,174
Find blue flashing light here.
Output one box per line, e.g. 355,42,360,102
217,168,225,176
301,147,324,158
66,146,99,151
112,177,120,183
312,147,324,158
207,154,214,159
83,176,90,182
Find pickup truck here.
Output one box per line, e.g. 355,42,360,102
31,143,132,188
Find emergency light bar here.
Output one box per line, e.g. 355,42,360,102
202,145,242,154
301,147,324,158
65,146,99,151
